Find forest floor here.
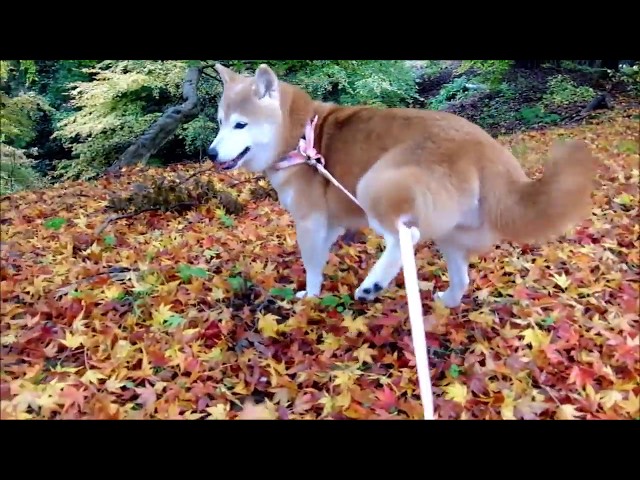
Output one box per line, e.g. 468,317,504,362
1,105,638,420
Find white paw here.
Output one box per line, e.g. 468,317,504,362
434,290,462,309
355,280,385,302
295,290,319,299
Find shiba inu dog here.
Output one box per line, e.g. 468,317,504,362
207,63,597,308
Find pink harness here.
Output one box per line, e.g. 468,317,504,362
274,116,435,420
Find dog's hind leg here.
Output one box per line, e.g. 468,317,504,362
355,219,419,302
433,243,469,308
294,214,344,298
353,147,470,302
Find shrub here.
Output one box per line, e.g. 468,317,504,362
0,144,47,195
542,74,595,107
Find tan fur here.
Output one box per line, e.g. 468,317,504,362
209,64,598,307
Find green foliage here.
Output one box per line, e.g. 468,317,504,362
0,144,46,195
284,60,420,107
0,92,52,148
428,76,473,110
615,64,640,95
177,115,218,158
519,106,561,126
458,60,514,88
542,74,596,107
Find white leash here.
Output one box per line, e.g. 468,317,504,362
397,220,434,420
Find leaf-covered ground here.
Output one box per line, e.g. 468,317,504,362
1,109,638,420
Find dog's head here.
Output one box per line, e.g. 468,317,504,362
207,63,283,173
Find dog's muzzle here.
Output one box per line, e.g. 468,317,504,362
207,146,219,161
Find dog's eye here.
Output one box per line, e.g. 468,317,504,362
234,122,248,129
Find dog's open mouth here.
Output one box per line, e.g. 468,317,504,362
219,147,250,171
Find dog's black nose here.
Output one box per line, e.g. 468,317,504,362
207,146,218,161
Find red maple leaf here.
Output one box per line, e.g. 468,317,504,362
567,365,596,390
373,385,397,411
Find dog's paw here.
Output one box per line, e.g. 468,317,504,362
434,290,462,309
355,281,384,302
295,290,319,299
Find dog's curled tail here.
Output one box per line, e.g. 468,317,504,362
490,139,598,244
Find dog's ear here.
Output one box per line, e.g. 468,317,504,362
253,64,279,100
214,63,241,85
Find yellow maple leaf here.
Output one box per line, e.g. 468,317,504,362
551,272,571,290
105,377,127,392
318,394,336,418
263,358,286,387
467,310,495,327
81,370,107,386
101,284,124,301
257,312,280,338
112,340,131,360
354,344,376,365
232,378,252,395
442,382,468,405
318,332,342,352
500,391,517,420
151,303,174,327
341,314,369,336
618,392,639,417
331,370,358,390
555,404,584,420
334,389,352,410
520,327,551,350
206,403,230,420
60,331,86,349
1,333,17,346
598,390,623,410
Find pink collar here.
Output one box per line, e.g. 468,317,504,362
273,115,324,170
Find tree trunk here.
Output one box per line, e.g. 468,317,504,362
107,66,203,173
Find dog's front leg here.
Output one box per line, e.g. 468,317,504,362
294,216,343,299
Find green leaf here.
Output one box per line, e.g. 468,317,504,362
189,267,208,279
177,264,208,282
227,276,246,292
539,316,555,327
448,364,462,378
103,234,116,247
165,314,186,329
340,294,354,306
220,214,234,228
270,287,295,301
44,217,66,230
320,295,341,308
